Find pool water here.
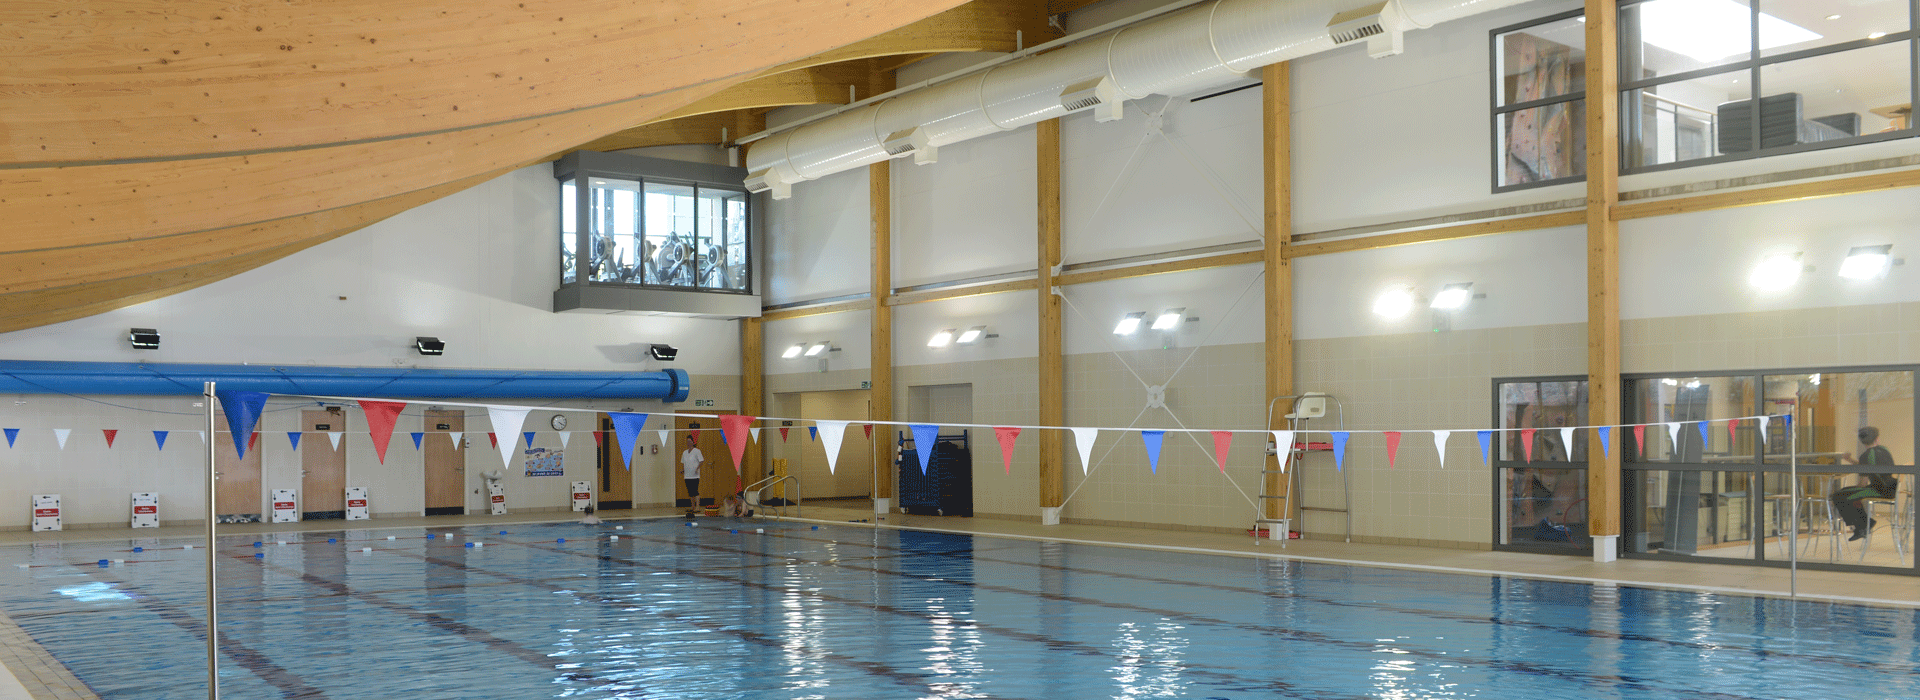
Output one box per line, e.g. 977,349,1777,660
2,520,1917,699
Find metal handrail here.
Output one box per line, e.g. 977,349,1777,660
743,474,800,519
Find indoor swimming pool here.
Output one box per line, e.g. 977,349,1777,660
2,519,1917,699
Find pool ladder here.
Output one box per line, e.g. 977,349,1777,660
743,474,800,519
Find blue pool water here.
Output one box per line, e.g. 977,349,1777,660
2,520,1917,699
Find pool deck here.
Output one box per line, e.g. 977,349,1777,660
3,505,1919,698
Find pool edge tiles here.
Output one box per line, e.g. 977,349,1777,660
0,607,99,700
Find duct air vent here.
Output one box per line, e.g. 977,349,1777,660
1059,77,1122,123
882,127,938,165
1328,1,1405,58
744,168,774,193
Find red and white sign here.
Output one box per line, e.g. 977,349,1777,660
31,494,60,532
134,506,157,514
347,500,367,508
487,481,507,515
344,487,370,521
570,481,592,512
270,489,300,523
131,492,160,529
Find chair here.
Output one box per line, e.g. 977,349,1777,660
1857,476,1911,565
1767,474,1846,561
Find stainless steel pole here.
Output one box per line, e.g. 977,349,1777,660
204,382,219,700
1788,413,1798,599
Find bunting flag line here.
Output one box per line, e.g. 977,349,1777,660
289,432,304,450
1383,431,1401,469
1141,430,1165,473
523,431,536,449
359,400,408,464
215,390,268,460
411,432,424,450
815,420,849,474
592,430,604,447
1211,431,1233,473
1070,427,1099,475
1758,415,1770,439
910,424,940,475
719,415,755,474
1432,430,1449,469
1476,430,1491,465
1560,427,1576,461
656,430,671,450
487,433,498,449
1330,431,1349,471
751,427,762,444
102,429,118,448
485,406,531,472
449,431,463,448
327,432,343,451
1727,417,1738,447
808,426,817,442
5,428,19,448
994,426,1021,475
1633,424,1646,457
780,427,790,443
248,432,259,453
196,431,206,443
1271,430,1295,473
153,431,169,451
1597,426,1613,458
1665,422,1682,453
609,412,648,470
1695,419,1709,447
558,431,572,449
863,424,873,440
1519,428,1535,462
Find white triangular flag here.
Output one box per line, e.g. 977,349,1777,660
815,420,849,474
1560,427,1576,461
1432,430,1450,469
1758,415,1770,437
448,431,463,448
487,406,532,471
53,428,70,449
658,430,672,448
327,432,343,450
1070,427,1099,475
558,431,572,449
196,430,207,443
1272,430,1296,473
751,427,762,444
1665,422,1682,452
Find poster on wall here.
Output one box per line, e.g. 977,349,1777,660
523,447,564,477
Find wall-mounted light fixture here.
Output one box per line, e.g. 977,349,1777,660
782,343,806,359
1372,288,1414,319
928,329,956,348
414,336,445,356
956,326,988,344
1151,308,1185,331
1839,244,1893,280
129,328,161,350
804,342,831,357
647,344,679,361
1113,312,1146,335
1748,253,1804,291
1430,282,1473,309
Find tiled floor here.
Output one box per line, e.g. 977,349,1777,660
3,505,1919,698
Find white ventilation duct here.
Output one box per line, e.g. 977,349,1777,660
746,0,1524,198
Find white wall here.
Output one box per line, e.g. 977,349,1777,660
765,166,871,304
1294,226,1590,340
893,127,1039,286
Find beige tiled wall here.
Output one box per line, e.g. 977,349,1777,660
1621,302,1920,373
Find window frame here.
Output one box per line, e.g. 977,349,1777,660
1490,375,1594,555
555,151,755,297
1490,8,1592,193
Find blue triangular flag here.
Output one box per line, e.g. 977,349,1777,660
411,432,425,450
808,426,818,442
1696,420,1709,446
608,412,648,468
153,431,169,450
1597,426,1612,458
1477,430,1492,465
523,431,536,448
911,424,940,475
5,428,19,448
287,432,302,450
1331,431,1349,471
1141,430,1165,473
215,390,269,460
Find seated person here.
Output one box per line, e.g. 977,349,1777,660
1831,426,1898,541
722,492,754,518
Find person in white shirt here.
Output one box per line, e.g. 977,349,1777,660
681,435,704,515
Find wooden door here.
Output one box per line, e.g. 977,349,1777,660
301,409,347,518
424,409,466,516
595,414,633,510
675,412,734,509
214,412,262,521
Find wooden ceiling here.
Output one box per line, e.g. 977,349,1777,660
0,0,1076,332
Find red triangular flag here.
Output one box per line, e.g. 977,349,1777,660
1727,418,1738,448
487,432,498,449
780,427,790,442
1519,428,1535,462
1632,425,1646,457
863,424,873,439
357,400,407,464
719,415,755,474
103,429,118,448
248,431,259,452
592,430,604,446
1210,430,1233,472
994,426,1021,475
1384,431,1401,469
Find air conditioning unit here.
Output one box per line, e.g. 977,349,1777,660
882,127,938,165
1328,1,1405,59
1060,77,1122,123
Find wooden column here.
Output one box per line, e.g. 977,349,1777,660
741,316,765,486
1584,0,1622,555
1262,62,1295,524
870,161,896,510
1037,118,1065,511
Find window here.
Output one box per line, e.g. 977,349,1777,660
554,151,753,295
1493,1,1917,187
1493,377,1590,552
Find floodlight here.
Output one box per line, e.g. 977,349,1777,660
928,329,955,348
1152,308,1185,330
414,337,445,356
1748,254,1802,290
1113,312,1146,335
648,344,678,361
782,344,805,359
1372,289,1414,319
956,326,986,344
1430,283,1473,309
1839,244,1892,280
805,342,830,357
129,328,161,350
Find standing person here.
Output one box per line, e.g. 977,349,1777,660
681,434,705,517
1832,426,1899,541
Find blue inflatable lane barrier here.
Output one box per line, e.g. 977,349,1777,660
0,361,690,402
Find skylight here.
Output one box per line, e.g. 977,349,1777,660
1637,0,1820,63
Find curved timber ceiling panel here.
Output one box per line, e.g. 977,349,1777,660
0,0,1000,332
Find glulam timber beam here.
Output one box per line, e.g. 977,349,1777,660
1584,0,1623,560
569,112,768,156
